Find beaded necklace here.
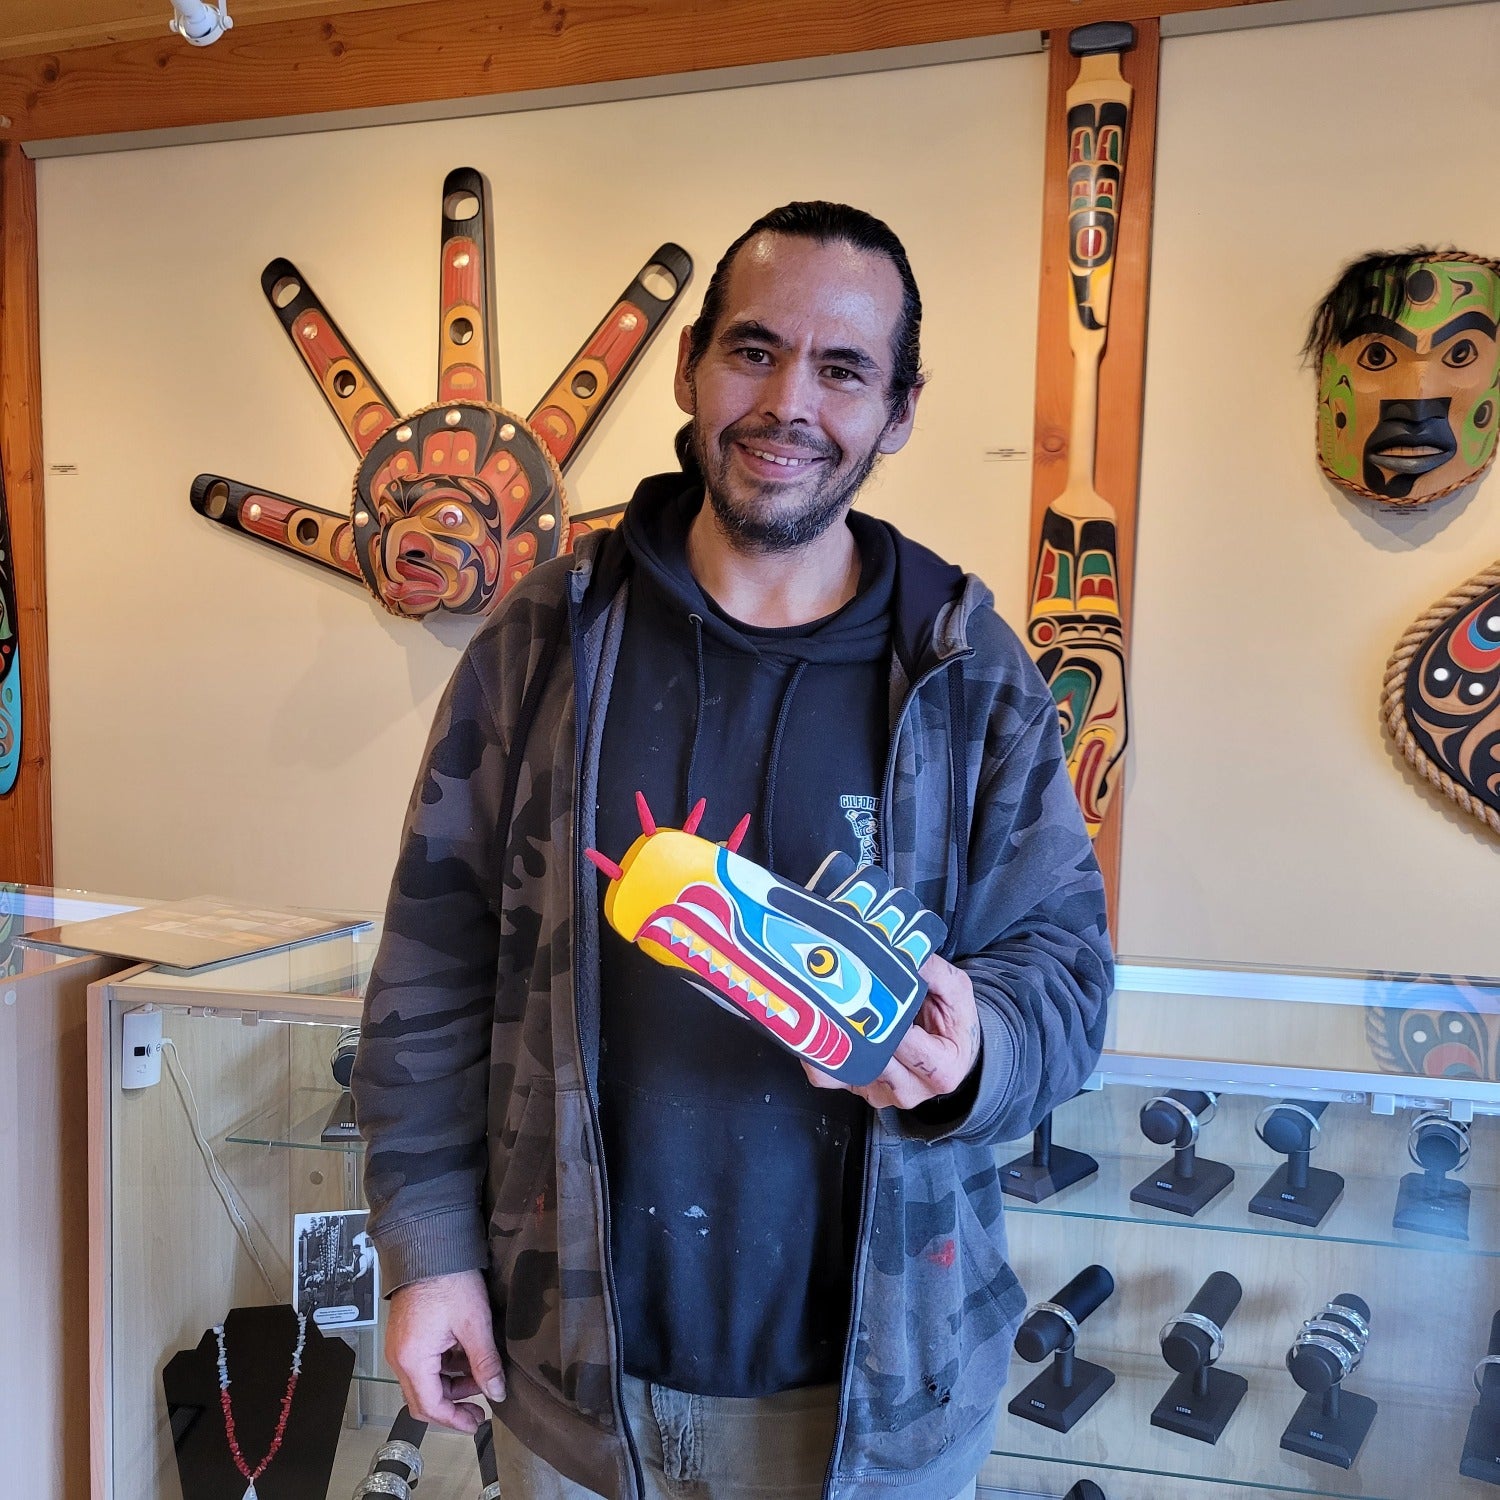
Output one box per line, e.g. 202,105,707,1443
212,1311,308,1500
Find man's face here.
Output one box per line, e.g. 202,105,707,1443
674,234,919,551
1318,260,1500,503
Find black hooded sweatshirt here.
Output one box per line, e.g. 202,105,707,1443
595,474,896,1397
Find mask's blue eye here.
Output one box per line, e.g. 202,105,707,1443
806,945,839,978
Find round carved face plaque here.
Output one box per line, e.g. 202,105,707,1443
1310,252,1500,506
351,402,563,618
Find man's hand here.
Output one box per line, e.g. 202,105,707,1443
385,1268,505,1433
804,953,981,1110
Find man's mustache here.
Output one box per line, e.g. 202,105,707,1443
720,422,839,462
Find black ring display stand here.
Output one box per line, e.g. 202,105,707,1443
1248,1099,1344,1227
321,1027,362,1142
1128,1091,1234,1216
1000,1106,1099,1203
1150,1271,1248,1444
1393,1112,1471,1241
1006,1265,1116,1433
1280,1292,1377,1468
162,1304,355,1500
1462,1310,1500,1485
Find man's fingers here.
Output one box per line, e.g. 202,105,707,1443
443,1372,483,1401
919,950,962,986
801,1060,846,1091
457,1310,507,1403
890,1017,954,1081
396,1353,484,1432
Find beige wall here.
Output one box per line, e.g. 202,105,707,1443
39,54,1046,915
40,4,1500,976
1119,0,1500,975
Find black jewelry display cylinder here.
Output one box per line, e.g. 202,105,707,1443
1140,1090,1213,1147
1260,1100,1328,1189
1482,1310,1500,1399
1287,1293,1370,1395
1014,1264,1115,1362
1461,1310,1500,1484
1163,1272,1242,1374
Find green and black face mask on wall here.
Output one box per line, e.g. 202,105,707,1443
1307,250,1500,507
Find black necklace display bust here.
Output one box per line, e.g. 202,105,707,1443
162,1303,355,1500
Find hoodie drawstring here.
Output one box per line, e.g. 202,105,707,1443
761,660,807,872
944,663,969,959
684,613,708,812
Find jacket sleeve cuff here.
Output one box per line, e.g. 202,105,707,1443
374,1204,490,1296
889,1001,1019,1142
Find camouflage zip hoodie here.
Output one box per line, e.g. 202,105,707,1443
353,479,1114,1500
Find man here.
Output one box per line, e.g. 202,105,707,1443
352,202,1113,1500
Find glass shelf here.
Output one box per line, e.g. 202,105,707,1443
1107,957,1500,1106
115,919,380,1000
226,1087,364,1154
1001,1147,1500,1259
992,1349,1490,1499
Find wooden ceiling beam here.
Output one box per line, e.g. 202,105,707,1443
0,1,415,64
0,0,1277,147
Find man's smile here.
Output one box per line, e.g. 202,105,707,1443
741,444,821,468
732,439,830,477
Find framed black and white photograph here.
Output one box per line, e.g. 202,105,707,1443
293,1209,379,1329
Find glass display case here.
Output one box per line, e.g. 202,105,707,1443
983,958,1500,1500
88,922,491,1500
1,885,142,1500
90,938,1500,1499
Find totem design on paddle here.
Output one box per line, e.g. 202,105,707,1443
1308,251,1500,507
191,167,690,618
1382,560,1500,839
1026,23,1134,839
587,795,945,1087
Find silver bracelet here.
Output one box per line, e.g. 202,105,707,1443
353,1474,411,1499
1408,1112,1470,1173
1032,1300,1081,1345
374,1441,424,1483
1146,1094,1201,1148
1322,1300,1371,1343
1160,1310,1224,1365
1254,1102,1323,1151
1302,1317,1364,1367
479,1485,504,1500
1293,1330,1355,1381
1475,1354,1500,1395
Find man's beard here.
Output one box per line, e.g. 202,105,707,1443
690,414,883,554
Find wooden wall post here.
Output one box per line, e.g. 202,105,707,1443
1028,21,1159,932
0,141,53,885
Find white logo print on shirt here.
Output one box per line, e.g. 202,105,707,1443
840,794,881,867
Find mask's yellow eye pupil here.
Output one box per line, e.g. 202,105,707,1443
807,946,837,977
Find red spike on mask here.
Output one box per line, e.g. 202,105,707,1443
682,798,707,835
725,813,751,853
584,848,624,881
635,790,657,836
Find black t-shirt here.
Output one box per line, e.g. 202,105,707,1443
594,485,895,1396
